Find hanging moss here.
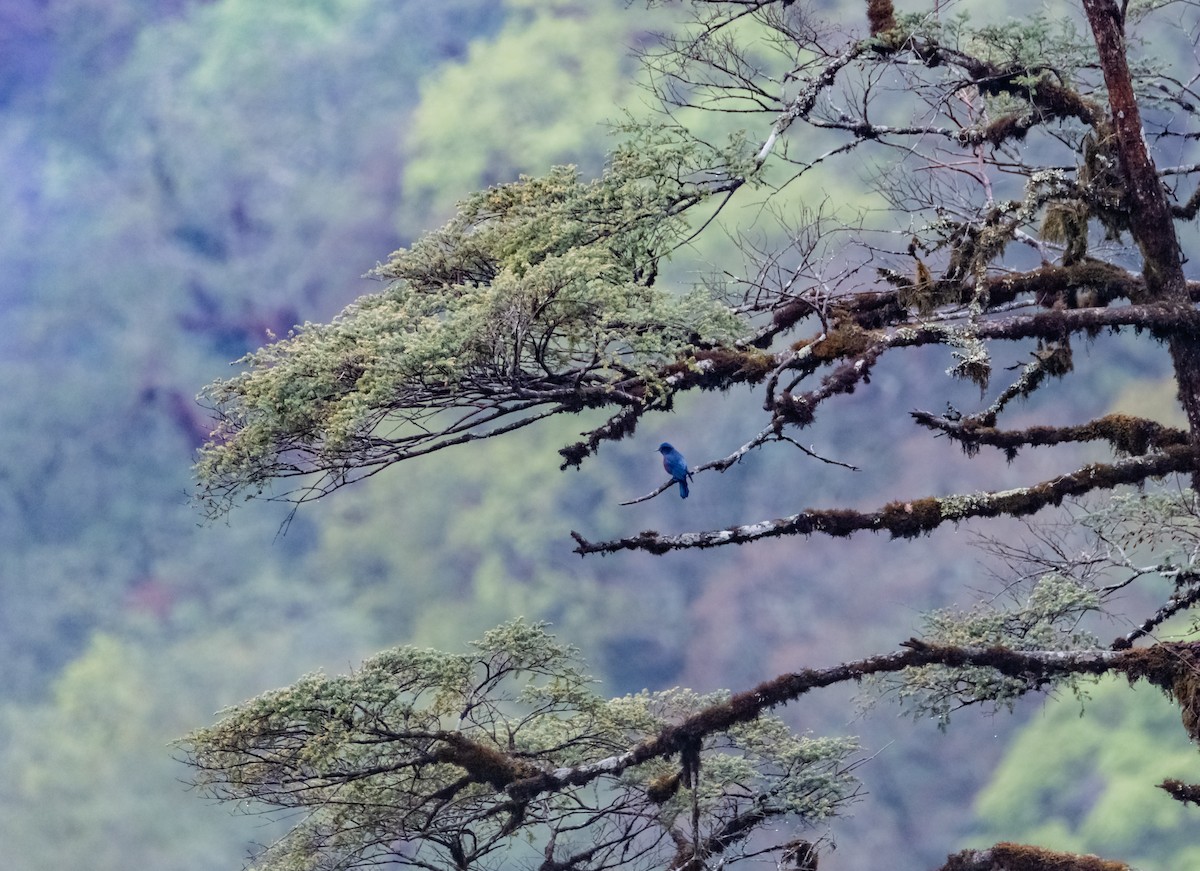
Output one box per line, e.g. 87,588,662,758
866,0,897,36
811,324,873,361
645,771,681,804
1041,200,1090,265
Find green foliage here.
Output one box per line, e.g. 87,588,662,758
922,573,1102,650
0,629,359,871
880,573,1103,725
107,0,489,329
6,1,1200,871
1079,490,1200,573
196,139,750,512
0,0,507,696
894,8,1095,112
974,678,1200,871
184,620,859,871
401,0,660,225
961,12,1093,77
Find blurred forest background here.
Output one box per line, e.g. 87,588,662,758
1,0,1196,869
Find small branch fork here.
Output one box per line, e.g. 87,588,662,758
1113,571,1200,649
618,427,858,506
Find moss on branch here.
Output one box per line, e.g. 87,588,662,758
939,842,1131,871
910,411,1189,459
573,445,1198,554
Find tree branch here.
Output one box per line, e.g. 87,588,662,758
1113,571,1200,649
772,305,1200,428
911,411,1189,459
504,641,1141,804
572,446,1197,555
1159,779,1200,806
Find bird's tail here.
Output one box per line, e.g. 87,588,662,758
679,479,689,499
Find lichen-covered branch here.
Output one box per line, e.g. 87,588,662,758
183,588,1200,871
506,641,1133,803
1113,572,1200,649
572,446,1197,555
186,625,1200,839
911,411,1189,460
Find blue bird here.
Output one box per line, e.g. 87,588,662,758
657,442,690,499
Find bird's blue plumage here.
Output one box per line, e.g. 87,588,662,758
657,442,690,498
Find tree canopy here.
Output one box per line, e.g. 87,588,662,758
197,0,1200,547
195,147,750,513
186,620,860,871
183,0,1200,870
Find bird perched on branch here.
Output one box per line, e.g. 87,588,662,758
657,443,691,499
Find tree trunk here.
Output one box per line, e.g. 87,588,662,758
1081,0,1200,486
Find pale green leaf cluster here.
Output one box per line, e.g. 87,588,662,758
922,573,1101,650
716,714,859,821
608,686,859,826
969,15,1091,79
195,128,751,513
881,573,1102,725
1080,489,1200,573
927,11,1093,81
895,10,1098,132
183,620,858,871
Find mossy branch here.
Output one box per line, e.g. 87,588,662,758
183,620,1200,871
505,641,1142,803
911,411,1189,460
571,445,1198,555
836,268,1200,334
771,305,1200,429
937,842,1133,871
